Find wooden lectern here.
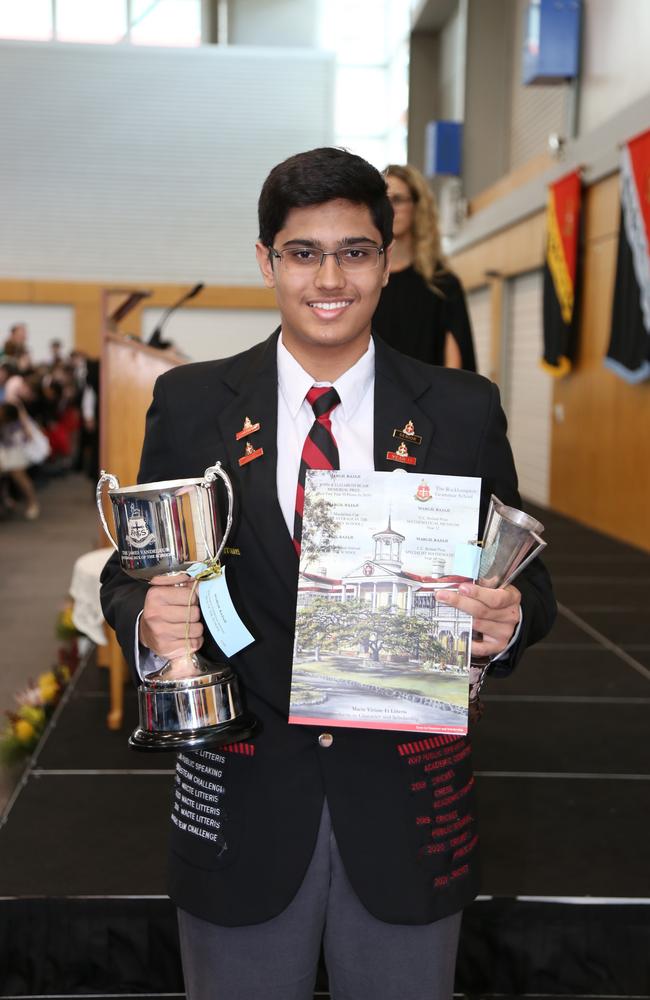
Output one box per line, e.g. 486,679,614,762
98,289,186,730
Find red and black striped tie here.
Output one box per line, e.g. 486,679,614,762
293,385,341,555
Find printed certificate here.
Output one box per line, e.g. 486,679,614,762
289,470,481,736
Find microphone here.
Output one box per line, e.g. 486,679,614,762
148,283,204,348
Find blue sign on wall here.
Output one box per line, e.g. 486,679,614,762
424,120,463,178
523,0,582,85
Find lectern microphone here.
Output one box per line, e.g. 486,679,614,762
148,283,205,348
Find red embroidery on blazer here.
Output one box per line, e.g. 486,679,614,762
434,776,475,809
397,734,461,756
431,815,473,839
452,834,479,861
222,741,256,756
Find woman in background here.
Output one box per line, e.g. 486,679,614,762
374,163,477,372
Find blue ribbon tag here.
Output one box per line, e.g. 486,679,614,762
452,543,481,579
186,564,255,658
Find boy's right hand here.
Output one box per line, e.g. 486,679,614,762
139,573,204,659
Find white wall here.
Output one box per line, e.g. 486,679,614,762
465,286,491,378
0,41,334,285
0,304,74,364
228,0,319,46
141,306,279,362
579,0,650,136
502,271,552,507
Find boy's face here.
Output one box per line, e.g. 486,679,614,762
256,199,391,365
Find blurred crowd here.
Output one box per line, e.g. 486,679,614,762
0,323,99,521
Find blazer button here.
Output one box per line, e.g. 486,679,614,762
318,732,334,748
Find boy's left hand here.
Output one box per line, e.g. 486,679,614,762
436,582,521,659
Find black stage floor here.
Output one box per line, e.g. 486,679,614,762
1,504,649,997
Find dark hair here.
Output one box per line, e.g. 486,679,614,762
258,147,393,248
0,403,18,424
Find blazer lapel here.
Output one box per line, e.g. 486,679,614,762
372,336,436,474
216,332,298,599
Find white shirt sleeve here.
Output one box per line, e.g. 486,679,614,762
134,610,168,679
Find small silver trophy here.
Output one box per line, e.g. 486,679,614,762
97,462,256,751
469,495,546,718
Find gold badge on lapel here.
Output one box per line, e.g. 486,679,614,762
235,416,261,441
238,440,264,466
392,419,422,446
386,441,416,466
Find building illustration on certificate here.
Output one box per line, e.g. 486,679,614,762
289,470,482,736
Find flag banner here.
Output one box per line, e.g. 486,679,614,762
604,128,650,383
542,170,582,376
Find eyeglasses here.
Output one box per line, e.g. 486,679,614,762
388,194,414,207
268,245,385,272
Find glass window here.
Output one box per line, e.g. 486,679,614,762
319,0,387,66
130,0,201,47
335,66,387,137
56,0,127,43
0,0,53,40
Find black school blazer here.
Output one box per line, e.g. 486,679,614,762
101,332,556,927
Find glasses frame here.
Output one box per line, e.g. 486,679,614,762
267,245,385,272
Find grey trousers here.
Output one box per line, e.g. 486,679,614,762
178,802,462,1000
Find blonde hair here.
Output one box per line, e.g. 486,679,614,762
384,164,446,288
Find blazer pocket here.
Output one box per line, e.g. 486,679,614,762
169,747,248,871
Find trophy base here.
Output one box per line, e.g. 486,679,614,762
129,666,257,753
129,712,257,752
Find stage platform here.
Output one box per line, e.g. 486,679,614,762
1,504,649,998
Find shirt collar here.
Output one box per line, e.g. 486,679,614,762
277,333,375,421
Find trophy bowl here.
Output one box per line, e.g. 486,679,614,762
97,462,256,751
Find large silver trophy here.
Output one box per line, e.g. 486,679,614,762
96,462,256,751
469,495,546,718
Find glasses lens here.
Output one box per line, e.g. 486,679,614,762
338,247,381,270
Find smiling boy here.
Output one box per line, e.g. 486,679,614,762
101,147,555,1000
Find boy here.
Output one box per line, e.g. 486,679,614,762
101,147,555,1000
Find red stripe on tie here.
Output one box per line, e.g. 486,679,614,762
302,435,334,471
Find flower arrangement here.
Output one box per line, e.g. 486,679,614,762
56,604,79,641
0,605,80,765
0,666,71,763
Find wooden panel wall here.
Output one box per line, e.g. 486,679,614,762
451,172,650,553
550,175,650,552
0,281,277,358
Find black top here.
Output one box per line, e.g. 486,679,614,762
374,265,477,372
100,332,556,929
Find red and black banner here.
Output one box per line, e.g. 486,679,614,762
605,128,650,383
541,170,582,376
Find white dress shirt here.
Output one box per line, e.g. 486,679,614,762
275,333,375,533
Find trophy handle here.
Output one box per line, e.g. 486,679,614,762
96,470,121,551
203,461,234,563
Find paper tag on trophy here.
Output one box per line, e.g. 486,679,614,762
190,567,254,658
452,542,481,579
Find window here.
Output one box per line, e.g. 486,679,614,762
318,0,409,169
0,0,53,40
0,0,202,47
